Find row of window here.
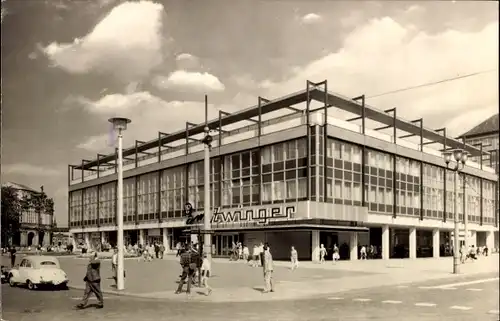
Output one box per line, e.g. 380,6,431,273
70,138,498,226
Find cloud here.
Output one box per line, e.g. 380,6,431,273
301,13,322,25
265,18,498,137
75,92,221,152
42,1,165,82
152,70,225,93
2,163,62,177
175,53,201,70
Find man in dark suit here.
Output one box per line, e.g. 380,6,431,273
175,247,197,294
76,253,104,309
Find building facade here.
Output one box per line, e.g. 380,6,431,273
68,83,499,261
459,113,499,249
2,182,55,247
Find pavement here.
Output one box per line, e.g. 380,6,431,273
2,273,499,321
2,253,498,303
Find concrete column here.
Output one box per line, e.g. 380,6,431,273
162,227,168,254
432,229,440,258
20,231,28,247
469,230,477,248
409,227,417,259
101,232,106,244
311,230,320,262
43,232,51,246
139,229,145,246
382,225,390,260
486,231,494,252
350,232,358,260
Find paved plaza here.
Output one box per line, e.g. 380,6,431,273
3,273,499,321
2,253,498,303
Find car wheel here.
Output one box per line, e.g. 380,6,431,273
27,280,35,290
8,275,16,287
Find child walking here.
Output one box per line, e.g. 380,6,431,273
201,254,213,296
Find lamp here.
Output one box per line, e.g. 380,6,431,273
109,117,131,131
443,151,453,165
453,149,464,163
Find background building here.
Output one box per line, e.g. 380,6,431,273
2,182,56,247
459,113,499,248
68,83,498,260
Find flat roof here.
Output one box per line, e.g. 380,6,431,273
73,83,486,170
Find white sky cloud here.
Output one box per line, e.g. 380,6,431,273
2,163,62,177
76,92,222,152
175,53,201,70
265,17,498,137
152,70,225,93
301,13,322,24
42,1,165,82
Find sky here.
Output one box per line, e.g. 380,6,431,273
2,0,498,227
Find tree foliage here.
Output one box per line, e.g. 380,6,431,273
1,186,22,240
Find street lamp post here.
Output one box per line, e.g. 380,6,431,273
201,96,213,265
443,148,468,274
108,117,131,291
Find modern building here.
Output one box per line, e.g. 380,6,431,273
2,182,55,247
459,113,499,249
67,81,498,261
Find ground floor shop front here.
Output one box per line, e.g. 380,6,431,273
70,224,498,260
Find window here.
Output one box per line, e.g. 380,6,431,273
364,149,394,214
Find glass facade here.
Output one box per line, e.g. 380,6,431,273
189,159,220,210
137,172,158,222
83,186,98,226
99,182,116,225
223,151,258,207
363,149,393,213
395,156,421,216
465,175,481,224
261,139,307,204
325,138,363,206
70,135,498,228
69,190,82,227
160,166,186,219
123,178,135,223
422,164,444,219
482,180,496,225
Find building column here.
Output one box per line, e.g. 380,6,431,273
162,227,169,255
409,227,417,259
382,225,390,260
43,232,51,246
350,232,358,260
139,229,145,246
311,230,320,262
20,231,28,247
486,231,494,252
101,232,106,244
432,229,440,258
469,230,477,248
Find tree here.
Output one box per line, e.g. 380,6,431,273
1,186,22,246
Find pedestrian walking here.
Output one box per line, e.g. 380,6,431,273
262,245,275,293
111,248,118,286
319,244,326,263
9,246,16,268
76,253,103,309
290,246,299,271
175,247,196,295
201,254,212,296
159,243,165,259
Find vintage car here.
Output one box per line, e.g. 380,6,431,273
8,256,68,290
